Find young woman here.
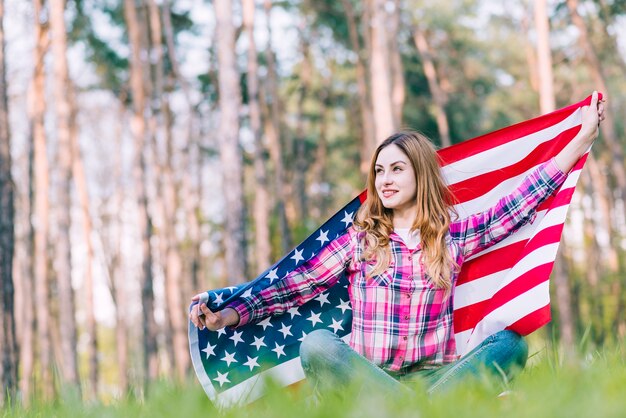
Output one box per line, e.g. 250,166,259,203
190,92,605,396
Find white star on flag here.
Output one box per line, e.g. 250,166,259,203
278,322,293,339
328,318,344,334
307,311,323,327
265,268,279,283
225,286,237,293
241,288,253,298
287,306,301,319
271,343,286,359
337,298,352,313
290,248,304,264
202,342,216,359
257,317,273,330
243,356,260,371
316,230,329,246
213,292,224,305
221,351,238,367
297,331,308,342
214,371,230,387
229,331,245,346
216,327,227,337
315,292,331,307
250,335,267,350
341,211,354,226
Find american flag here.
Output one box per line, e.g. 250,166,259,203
189,96,597,406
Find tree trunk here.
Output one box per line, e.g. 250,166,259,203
31,0,53,400
534,0,555,114
263,0,291,255
368,0,395,142
388,0,404,129
243,0,271,272
553,240,575,356
0,0,18,402
161,0,200,299
50,0,80,393
18,130,35,404
147,0,188,381
215,0,247,284
566,0,626,248
533,0,577,351
293,24,311,223
123,0,159,389
310,76,331,221
68,87,98,398
340,0,375,174
412,28,451,147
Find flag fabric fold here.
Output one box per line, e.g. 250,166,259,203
189,96,597,406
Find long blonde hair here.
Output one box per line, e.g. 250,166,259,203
353,131,458,292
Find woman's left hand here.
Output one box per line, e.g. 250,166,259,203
554,91,606,173
579,91,606,143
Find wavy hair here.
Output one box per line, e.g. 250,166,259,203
353,131,458,292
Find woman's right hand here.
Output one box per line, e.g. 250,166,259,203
189,294,240,330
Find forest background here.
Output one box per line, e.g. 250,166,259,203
0,0,625,407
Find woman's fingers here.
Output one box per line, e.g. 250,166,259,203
189,304,203,329
200,303,222,330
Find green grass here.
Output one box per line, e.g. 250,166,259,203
3,347,626,418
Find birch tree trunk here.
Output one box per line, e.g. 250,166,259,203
69,89,97,398
0,0,18,402
50,0,80,391
341,0,375,174
243,0,271,272
18,132,35,404
123,0,159,388
31,0,53,400
215,0,247,283
368,0,395,142
412,28,451,147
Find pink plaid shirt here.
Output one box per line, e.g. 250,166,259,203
231,159,566,372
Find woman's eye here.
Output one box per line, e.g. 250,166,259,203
375,168,383,175
393,166,402,172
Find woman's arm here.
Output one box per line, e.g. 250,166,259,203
554,91,605,173
190,228,356,330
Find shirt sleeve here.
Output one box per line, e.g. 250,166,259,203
228,228,356,327
450,158,567,258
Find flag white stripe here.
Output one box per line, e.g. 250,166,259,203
188,326,217,400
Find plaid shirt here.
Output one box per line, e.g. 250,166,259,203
230,158,566,372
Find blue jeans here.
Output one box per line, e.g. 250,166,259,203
299,329,528,397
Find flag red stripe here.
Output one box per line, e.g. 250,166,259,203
448,128,578,202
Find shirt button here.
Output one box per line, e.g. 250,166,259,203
403,336,408,341
405,293,411,298
404,315,410,320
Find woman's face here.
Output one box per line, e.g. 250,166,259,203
374,144,417,214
